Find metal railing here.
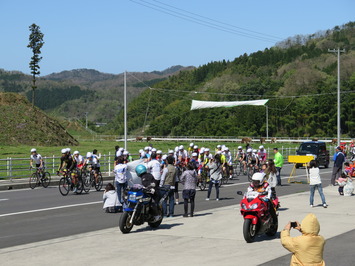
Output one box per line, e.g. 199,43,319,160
0,153,115,181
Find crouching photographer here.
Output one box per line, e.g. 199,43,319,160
281,213,325,265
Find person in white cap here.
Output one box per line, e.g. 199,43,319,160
122,150,132,163
257,145,267,164
188,143,194,155
177,145,188,165
73,151,84,170
30,148,44,170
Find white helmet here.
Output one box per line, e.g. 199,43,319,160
259,145,264,149
30,148,36,153
61,148,67,154
123,151,129,155
192,152,198,157
66,148,71,153
193,145,198,149
144,146,149,151
151,148,157,152
252,172,265,182
139,149,144,153
162,154,167,160
179,145,184,150
157,150,162,154
200,148,205,154
168,150,174,154
86,152,92,158
253,149,257,153
189,143,194,147
224,147,229,151
217,145,221,149
205,148,210,152
174,147,179,152
73,151,79,155
238,146,242,150
247,148,252,153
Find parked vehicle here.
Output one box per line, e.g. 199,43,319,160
296,141,329,168
238,191,278,243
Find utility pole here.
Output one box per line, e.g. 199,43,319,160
85,112,88,129
124,71,127,150
328,48,345,147
266,105,269,140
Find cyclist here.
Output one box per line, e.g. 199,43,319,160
73,151,84,170
246,148,259,172
147,152,162,187
58,148,78,192
187,143,194,155
30,148,44,175
92,149,101,185
224,147,233,179
258,145,267,164
177,145,188,166
193,145,199,154
236,146,246,171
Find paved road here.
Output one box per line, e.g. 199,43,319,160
0,164,332,249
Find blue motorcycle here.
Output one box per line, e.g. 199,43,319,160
119,184,167,234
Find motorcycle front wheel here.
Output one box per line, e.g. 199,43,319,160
243,218,256,243
119,212,134,234
266,215,278,236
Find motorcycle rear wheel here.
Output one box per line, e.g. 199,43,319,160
266,216,278,236
119,212,134,234
243,219,256,243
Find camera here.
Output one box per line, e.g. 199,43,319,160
290,222,297,228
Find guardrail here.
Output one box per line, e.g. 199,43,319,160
0,153,115,181
1,147,304,180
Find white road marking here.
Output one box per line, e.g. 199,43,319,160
0,201,102,218
0,199,9,201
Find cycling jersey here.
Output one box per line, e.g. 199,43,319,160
203,153,213,165
31,154,43,166
224,151,232,165
59,154,74,171
92,154,101,167
247,153,258,164
74,155,84,168
177,150,188,161
258,149,267,161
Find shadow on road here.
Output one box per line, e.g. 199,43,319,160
193,212,212,217
133,223,184,233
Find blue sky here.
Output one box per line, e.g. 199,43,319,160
0,0,354,76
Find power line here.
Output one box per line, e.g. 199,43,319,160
130,0,281,43
149,87,355,99
152,0,282,41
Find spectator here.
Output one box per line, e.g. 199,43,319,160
206,154,222,201
103,183,120,213
273,148,284,186
309,160,327,208
337,172,348,195
114,156,128,209
160,155,177,217
180,162,198,217
281,213,325,266
331,146,345,186
265,159,277,199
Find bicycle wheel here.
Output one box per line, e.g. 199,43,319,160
29,173,38,189
235,162,241,176
82,172,91,193
199,175,207,191
75,177,84,194
247,167,253,182
95,173,103,191
41,172,51,188
59,177,70,196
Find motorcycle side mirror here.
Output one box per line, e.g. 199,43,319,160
236,191,243,195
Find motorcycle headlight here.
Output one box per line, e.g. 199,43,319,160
250,203,258,210
128,194,137,201
241,203,247,209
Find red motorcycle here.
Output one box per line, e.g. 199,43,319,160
238,191,278,243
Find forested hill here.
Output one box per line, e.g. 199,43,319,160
0,66,193,125
110,22,355,138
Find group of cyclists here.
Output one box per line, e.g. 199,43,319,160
30,148,102,193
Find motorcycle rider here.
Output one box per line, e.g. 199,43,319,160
135,164,161,222
247,172,277,221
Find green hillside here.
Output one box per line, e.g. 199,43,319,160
109,22,355,138
0,66,193,127
0,93,78,146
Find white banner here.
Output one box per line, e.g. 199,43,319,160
190,99,269,110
